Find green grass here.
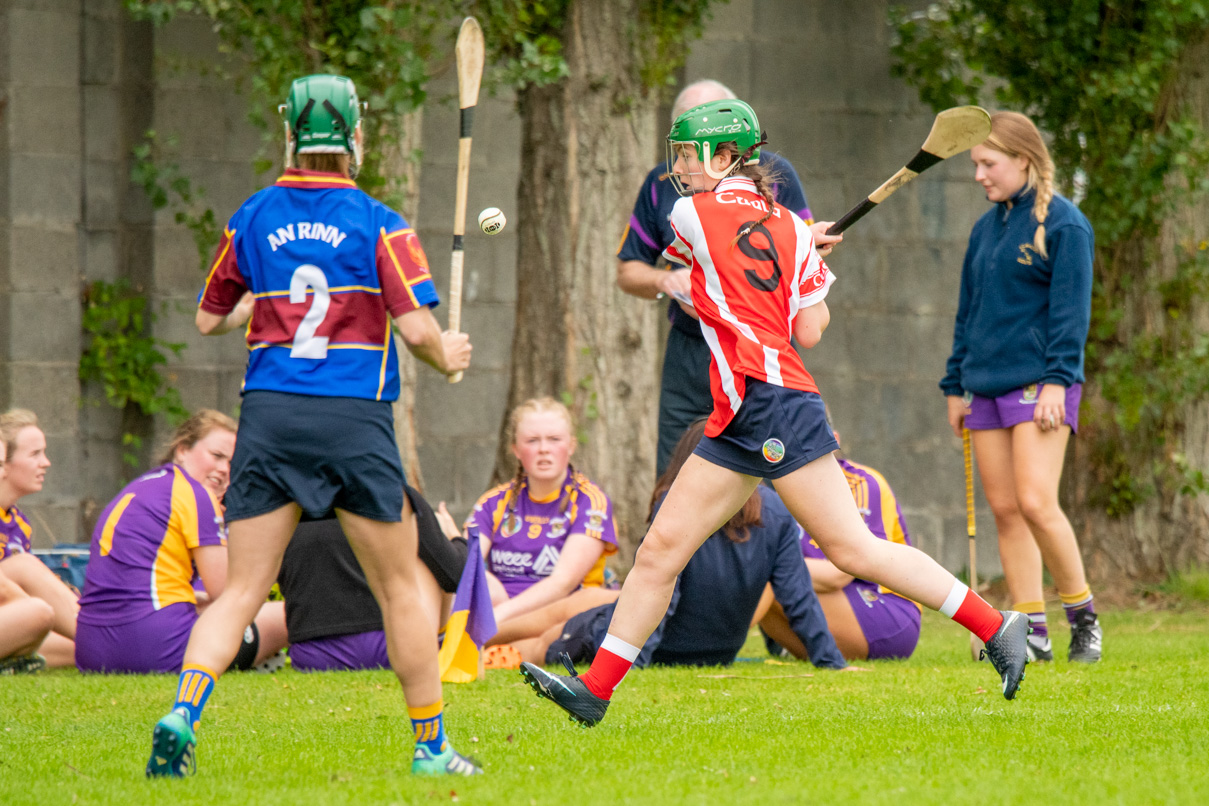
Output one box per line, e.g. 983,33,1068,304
2,607,1208,805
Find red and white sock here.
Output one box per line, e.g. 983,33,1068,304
939,581,1004,644
580,634,642,700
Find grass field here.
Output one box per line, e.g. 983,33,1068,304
2,606,1207,805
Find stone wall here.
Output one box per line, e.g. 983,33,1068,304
0,0,1001,578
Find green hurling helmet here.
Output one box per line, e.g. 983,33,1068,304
280,74,366,171
667,99,765,195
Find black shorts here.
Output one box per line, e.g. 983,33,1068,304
545,603,615,666
225,391,406,523
694,380,838,479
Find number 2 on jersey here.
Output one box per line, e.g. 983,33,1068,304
290,264,331,359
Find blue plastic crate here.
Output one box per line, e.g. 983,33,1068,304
31,544,90,594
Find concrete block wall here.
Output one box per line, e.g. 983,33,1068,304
0,0,1003,577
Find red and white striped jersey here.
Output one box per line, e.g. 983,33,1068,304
664,175,834,436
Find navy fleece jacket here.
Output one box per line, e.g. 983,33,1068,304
941,189,1094,399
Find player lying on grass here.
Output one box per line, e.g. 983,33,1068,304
75,410,287,674
0,409,77,668
520,99,1030,728
144,74,477,779
278,484,468,672
444,398,620,660
507,418,847,671
758,410,921,662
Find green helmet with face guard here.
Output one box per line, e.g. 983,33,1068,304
280,74,366,174
666,99,765,195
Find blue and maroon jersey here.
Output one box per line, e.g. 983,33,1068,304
800,458,920,609
0,506,33,559
199,168,439,402
78,464,226,626
464,468,617,598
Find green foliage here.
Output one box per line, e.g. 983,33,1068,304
79,280,190,466
131,130,220,272
125,0,442,205
891,1,1209,515
470,0,720,92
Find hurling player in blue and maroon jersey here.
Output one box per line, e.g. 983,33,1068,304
521,99,1031,729
145,75,478,779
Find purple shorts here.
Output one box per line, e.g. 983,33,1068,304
289,631,390,672
76,602,194,674
843,585,921,660
963,383,1082,434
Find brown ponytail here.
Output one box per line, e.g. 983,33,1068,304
984,111,1055,259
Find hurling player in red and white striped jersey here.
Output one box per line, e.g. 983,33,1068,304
520,100,1031,726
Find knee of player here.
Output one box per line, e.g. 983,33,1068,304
632,527,684,578
28,597,56,633
1015,489,1059,526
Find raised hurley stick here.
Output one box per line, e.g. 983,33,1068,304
447,16,484,384
964,427,982,660
826,106,991,235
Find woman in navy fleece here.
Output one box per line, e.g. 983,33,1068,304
941,111,1101,664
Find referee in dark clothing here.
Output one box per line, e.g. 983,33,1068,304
616,79,815,474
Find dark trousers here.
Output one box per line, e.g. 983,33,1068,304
657,326,714,476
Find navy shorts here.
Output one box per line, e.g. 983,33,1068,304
225,391,405,523
545,602,615,666
694,380,839,479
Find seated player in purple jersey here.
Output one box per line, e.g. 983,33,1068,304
0,409,78,668
76,411,288,674
0,435,56,675
758,413,922,661
508,419,847,671
456,398,620,640
278,485,469,672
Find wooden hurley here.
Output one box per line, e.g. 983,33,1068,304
964,427,982,660
447,17,484,384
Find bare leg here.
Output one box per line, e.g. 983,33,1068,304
182,505,300,673
0,598,53,657
514,622,566,666
337,501,441,708
972,429,1045,605
605,457,760,648
759,594,868,660
0,554,79,639
490,587,619,646
252,601,289,666
415,563,446,633
1011,423,1089,594
771,454,957,611
37,632,76,667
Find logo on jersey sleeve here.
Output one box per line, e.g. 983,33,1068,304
762,438,786,464
404,233,429,270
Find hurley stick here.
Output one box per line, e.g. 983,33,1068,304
964,427,982,660
826,106,991,236
447,17,484,384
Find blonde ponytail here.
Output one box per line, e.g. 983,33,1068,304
985,111,1055,259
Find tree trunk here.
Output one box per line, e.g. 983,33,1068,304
378,108,428,491
495,0,661,564
1071,34,1209,579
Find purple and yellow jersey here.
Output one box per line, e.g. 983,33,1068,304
198,168,439,402
464,468,617,598
0,506,33,559
77,464,226,627
801,458,921,609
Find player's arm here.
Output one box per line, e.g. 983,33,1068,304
196,291,254,336
491,533,604,623
804,557,855,594
793,300,830,348
617,259,692,301
192,545,229,602
392,308,471,377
